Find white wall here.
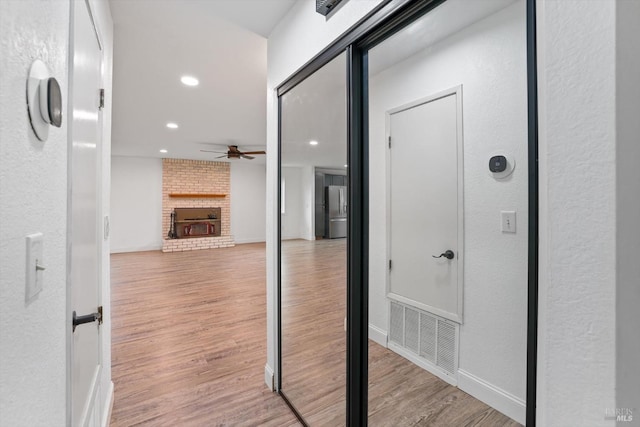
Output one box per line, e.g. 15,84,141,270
110,156,163,253
266,0,385,390
230,162,267,244
281,166,304,239
615,0,640,417
368,3,527,422
536,0,618,425
110,157,267,251
0,1,113,425
0,1,69,424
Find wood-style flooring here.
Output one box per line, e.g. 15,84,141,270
110,243,298,426
110,240,521,426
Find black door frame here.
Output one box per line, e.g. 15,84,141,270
276,1,538,425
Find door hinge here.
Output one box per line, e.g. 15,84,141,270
99,88,105,110
388,136,391,148
389,259,392,270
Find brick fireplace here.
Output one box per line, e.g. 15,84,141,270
162,159,235,252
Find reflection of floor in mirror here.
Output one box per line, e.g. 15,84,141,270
281,238,521,427
110,240,520,427
368,340,521,426
281,238,348,425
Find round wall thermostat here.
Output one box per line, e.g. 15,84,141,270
488,153,515,179
27,59,63,142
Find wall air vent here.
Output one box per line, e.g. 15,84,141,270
316,0,343,16
387,300,459,381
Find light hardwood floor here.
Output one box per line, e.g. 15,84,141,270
110,243,299,426
110,241,521,426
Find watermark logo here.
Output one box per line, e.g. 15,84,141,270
605,408,634,422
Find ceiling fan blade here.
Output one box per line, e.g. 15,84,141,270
240,154,255,160
200,149,227,154
242,151,266,155
215,155,228,159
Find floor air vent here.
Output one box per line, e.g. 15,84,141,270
387,301,458,380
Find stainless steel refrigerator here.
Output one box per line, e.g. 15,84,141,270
326,185,347,238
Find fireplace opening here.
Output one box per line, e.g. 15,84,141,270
169,207,222,239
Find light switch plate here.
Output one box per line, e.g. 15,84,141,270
26,233,44,300
501,211,516,233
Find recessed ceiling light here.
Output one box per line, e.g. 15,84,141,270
159,149,168,153
309,140,318,146
180,75,199,86
166,122,178,129
344,164,348,168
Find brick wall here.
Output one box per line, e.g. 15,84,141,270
161,159,235,252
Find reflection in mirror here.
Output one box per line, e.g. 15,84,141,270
367,1,527,425
280,52,347,425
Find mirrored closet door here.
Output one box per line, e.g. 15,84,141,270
366,1,528,425
279,52,348,425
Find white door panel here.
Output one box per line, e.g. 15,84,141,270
70,1,103,425
388,89,463,323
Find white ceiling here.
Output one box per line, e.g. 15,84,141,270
281,53,347,169
109,0,296,163
109,0,517,167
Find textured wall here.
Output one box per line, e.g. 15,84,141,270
162,159,234,251
368,3,527,422
537,1,617,425
616,0,640,418
0,1,69,425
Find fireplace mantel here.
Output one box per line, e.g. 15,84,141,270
169,193,227,198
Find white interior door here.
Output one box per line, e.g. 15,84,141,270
70,1,103,425
388,88,463,323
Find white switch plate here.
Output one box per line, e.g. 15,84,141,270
501,211,516,233
26,233,44,300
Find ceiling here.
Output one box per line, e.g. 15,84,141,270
109,0,296,163
109,0,517,167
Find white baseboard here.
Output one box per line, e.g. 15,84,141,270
388,342,458,387
110,244,162,254
101,381,114,427
264,364,275,391
457,369,525,425
233,237,266,244
368,324,387,347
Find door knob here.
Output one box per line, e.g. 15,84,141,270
72,306,103,332
432,250,455,260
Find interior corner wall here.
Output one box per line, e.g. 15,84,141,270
230,162,267,244
0,1,70,425
368,3,527,422
110,156,163,253
266,0,386,385
615,0,640,418
536,0,617,425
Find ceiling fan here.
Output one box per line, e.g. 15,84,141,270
200,145,266,160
